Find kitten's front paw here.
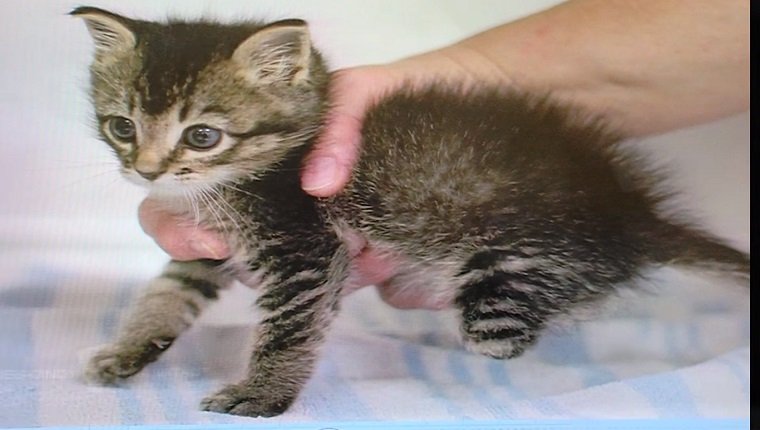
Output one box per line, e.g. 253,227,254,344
200,383,294,417
84,338,174,385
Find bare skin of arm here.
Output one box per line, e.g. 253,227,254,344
138,0,749,303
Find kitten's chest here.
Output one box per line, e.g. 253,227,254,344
186,182,324,271
180,184,464,307
202,195,460,307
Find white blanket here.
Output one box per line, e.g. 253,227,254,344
0,246,749,427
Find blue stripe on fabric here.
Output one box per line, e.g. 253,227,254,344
316,351,373,420
486,360,511,387
446,350,473,384
662,323,682,361
522,328,616,418
146,361,189,423
686,320,702,353
100,282,145,424
401,334,467,419
626,372,699,418
535,327,617,388
0,309,39,427
4,418,750,430
174,334,235,425
637,317,653,337
486,359,532,402
0,268,65,427
486,359,526,417
0,280,56,308
529,397,578,418
447,352,512,417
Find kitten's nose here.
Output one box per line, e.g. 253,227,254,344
136,168,162,181
134,151,165,181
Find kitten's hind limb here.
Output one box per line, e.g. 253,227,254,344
85,259,230,384
454,248,577,359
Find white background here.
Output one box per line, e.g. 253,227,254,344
0,0,749,265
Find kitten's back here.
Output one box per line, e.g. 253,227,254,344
332,85,749,275
340,87,638,235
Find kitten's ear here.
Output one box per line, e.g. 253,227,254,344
232,20,312,85
71,7,136,56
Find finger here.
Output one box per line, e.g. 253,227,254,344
301,113,362,196
137,198,166,238
302,69,378,196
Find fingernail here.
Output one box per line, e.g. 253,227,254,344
302,156,338,192
188,239,225,260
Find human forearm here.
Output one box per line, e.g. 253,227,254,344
391,0,749,136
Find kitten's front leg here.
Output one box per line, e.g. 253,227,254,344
201,244,348,417
86,259,231,384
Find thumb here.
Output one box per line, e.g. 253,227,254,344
302,67,388,197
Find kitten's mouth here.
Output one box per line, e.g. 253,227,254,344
124,170,192,196
124,168,232,202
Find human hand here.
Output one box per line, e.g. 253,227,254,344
300,65,401,197
300,47,506,197
138,198,230,261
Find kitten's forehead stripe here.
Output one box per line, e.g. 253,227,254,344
131,20,264,115
179,102,191,122
229,121,301,140
128,92,136,113
201,105,231,115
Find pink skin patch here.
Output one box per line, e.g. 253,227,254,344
349,247,451,310
339,227,397,293
339,227,452,310
139,199,231,261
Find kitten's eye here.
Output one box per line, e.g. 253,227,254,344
108,117,136,141
184,125,222,150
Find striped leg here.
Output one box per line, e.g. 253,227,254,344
455,249,568,359
85,259,230,384
201,245,348,417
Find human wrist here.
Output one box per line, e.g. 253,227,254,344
374,10,611,122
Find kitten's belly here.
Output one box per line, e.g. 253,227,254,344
225,223,459,310
339,227,459,310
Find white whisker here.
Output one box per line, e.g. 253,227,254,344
182,186,201,227
208,186,245,233
195,187,221,229
220,182,259,200
197,186,233,237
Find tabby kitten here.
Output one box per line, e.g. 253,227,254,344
72,7,749,417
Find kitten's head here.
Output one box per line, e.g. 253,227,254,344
72,7,329,195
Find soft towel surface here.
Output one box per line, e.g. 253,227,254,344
0,247,749,427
